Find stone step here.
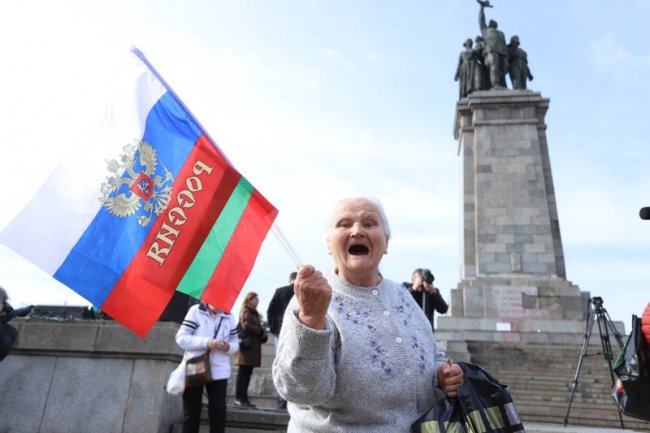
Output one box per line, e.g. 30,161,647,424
177,339,650,432
463,341,650,432
501,380,613,392
168,404,650,433
517,405,649,431
514,394,617,405
169,405,289,433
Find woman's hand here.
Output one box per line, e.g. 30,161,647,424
437,362,464,397
208,339,229,352
294,265,332,330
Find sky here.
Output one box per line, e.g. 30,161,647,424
0,0,648,334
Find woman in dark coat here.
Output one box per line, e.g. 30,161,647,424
234,292,267,407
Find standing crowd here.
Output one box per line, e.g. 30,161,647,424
2,198,453,433
173,196,455,433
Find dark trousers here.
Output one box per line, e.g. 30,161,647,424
182,379,227,433
235,365,255,402
273,337,287,408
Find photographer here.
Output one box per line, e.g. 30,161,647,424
0,286,32,362
403,268,448,332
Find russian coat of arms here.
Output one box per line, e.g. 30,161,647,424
99,140,174,227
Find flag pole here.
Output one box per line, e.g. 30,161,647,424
133,47,302,269
271,223,303,268
130,46,233,165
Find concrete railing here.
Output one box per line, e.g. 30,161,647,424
0,318,183,433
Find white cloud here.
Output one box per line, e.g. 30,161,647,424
320,47,342,61
367,51,385,62
590,31,650,71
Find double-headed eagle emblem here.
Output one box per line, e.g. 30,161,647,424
99,140,174,227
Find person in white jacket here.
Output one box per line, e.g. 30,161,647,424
176,303,239,433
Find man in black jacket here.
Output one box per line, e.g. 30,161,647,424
266,271,296,409
403,268,448,332
267,272,297,337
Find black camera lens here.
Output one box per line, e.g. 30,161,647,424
422,269,435,284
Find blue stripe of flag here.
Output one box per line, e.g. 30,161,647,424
53,92,202,307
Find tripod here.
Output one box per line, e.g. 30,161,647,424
563,296,625,428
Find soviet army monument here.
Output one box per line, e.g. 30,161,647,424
440,1,590,340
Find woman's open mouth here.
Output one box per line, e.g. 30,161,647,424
348,244,369,256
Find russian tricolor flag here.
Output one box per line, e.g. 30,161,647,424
0,48,278,337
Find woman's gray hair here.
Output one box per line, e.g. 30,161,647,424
330,197,391,239
0,286,7,305
368,197,391,239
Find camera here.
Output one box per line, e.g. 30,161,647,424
422,269,435,284
590,296,604,309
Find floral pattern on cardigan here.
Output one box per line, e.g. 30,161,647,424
331,289,429,376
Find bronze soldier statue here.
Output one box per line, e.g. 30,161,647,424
477,0,508,89
507,35,534,89
455,39,478,98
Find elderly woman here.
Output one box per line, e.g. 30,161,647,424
272,197,464,432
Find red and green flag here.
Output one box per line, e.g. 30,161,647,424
0,47,278,337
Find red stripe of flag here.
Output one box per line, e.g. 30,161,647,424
201,188,278,311
101,135,241,336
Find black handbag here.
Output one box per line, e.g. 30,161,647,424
413,362,525,433
238,323,252,350
612,315,650,421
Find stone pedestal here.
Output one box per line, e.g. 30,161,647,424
441,90,589,335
